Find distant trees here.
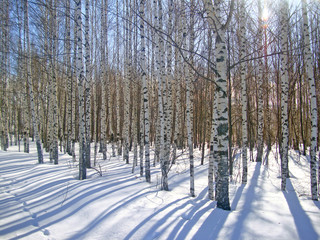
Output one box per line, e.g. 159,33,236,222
0,0,319,202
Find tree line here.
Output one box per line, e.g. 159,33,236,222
0,0,319,210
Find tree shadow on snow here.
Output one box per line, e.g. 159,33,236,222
283,179,318,240
0,167,141,239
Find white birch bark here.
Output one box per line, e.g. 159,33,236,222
72,15,77,163
23,19,30,154
24,0,43,164
279,0,289,191
84,0,91,168
116,0,122,156
153,0,161,165
76,0,86,179
172,5,182,163
302,0,318,200
202,0,231,210
100,0,107,160
49,0,58,164
65,0,72,156
139,0,151,182
139,93,144,177
256,0,264,163
208,91,219,200
156,0,168,191
0,0,9,151
123,0,131,164
239,0,248,184
186,1,195,197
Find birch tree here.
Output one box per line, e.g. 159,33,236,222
65,0,72,156
75,0,87,180
100,0,107,160
202,0,233,210
24,0,43,164
239,0,248,184
186,0,195,197
48,0,58,164
123,0,131,164
302,0,318,200
279,0,289,191
256,0,264,163
84,0,91,168
0,0,9,151
116,0,122,156
139,0,151,182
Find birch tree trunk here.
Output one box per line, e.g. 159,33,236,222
76,0,87,180
65,0,72,156
100,0,107,160
49,0,58,165
24,0,43,164
0,0,9,151
279,0,289,191
84,0,91,168
172,3,183,163
202,0,232,210
139,93,144,177
139,0,151,182
302,0,318,200
256,0,264,163
72,15,78,163
123,0,131,164
239,0,248,184
186,1,195,197
116,0,122,156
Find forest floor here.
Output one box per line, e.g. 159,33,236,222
0,141,319,240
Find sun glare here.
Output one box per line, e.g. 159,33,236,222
262,5,269,22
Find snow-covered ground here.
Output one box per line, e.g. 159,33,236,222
0,142,319,240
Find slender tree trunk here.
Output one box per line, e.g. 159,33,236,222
256,0,264,163
76,0,86,180
239,0,247,184
100,0,107,160
84,0,91,168
48,0,59,165
186,1,195,197
139,0,151,182
302,0,318,200
24,0,43,164
0,0,9,151
65,0,72,156
280,0,289,191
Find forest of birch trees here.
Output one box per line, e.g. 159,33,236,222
0,0,319,210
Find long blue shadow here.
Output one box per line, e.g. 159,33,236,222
123,197,189,240
191,179,246,239
229,163,261,240
283,180,318,240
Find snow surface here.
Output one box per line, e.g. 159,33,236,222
0,142,319,240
